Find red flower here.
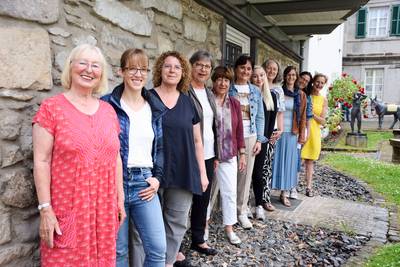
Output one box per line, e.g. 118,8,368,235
352,79,357,84
342,73,347,77
363,114,368,118
332,130,338,135
349,104,353,108
339,97,344,102
329,86,333,91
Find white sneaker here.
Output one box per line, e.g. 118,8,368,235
204,227,209,241
238,214,253,229
226,231,241,245
255,205,266,221
246,206,254,219
289,188,298,199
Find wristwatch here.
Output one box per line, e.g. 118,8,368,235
38,203,51,211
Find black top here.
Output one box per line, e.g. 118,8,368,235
263,91,278,140
150,89,202,195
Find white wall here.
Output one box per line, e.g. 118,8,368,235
303,24,344,93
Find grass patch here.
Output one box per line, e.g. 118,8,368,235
323,130,392,151
365,243,400,267
322,153,400,267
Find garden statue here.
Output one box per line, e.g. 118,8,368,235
350,92,367,134
370,96,400,129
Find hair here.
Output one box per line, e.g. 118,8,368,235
152,51,191,93
120,48,149,69
262,59,282,84
312,73,328,93
189,50,214,69
234,54,254,70
282,65,299,88
61,44,108,94
299,71,313,96
252,66,274,111
211,66,234,82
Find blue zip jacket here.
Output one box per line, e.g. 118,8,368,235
101,83,167,181
229,82,267,143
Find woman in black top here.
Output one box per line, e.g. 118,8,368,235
150,51,208,267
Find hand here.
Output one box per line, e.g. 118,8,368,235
238,154,247,172
252,141,261,156
270,130,282,144
139,177,160,201
200,173,209,192
39,207,62,248
213,159,219,171
117,201,126,226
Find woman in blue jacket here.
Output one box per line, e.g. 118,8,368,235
229,55,266,230
102,48,167,267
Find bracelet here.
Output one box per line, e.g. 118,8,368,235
38,202,51,211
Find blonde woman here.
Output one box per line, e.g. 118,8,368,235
251,66,278,220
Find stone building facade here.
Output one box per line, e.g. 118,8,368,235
0,0,300,265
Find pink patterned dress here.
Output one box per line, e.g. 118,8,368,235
33,94,120,267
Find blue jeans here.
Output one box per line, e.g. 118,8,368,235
116,168,166,267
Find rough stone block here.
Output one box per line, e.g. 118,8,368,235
0,213,11,245
0,169,35,209
389,138,400,164
157,35,174,53
0,0,59,24
345,133,367,148
94,0,152,36
72,35,97,46
141,0,183,20
0,243,36,266
0,89,34,101
1,144,23,167
0,26,52,90
183,16,207,42
48,27,71,38
0,110,22,141
155,13,183,33
12,215,39,243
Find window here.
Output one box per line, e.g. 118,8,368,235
225,41,242,68
365,69,384,100
225,25,250,66
356,8,367,38
367,7,389,37
391,5,400,36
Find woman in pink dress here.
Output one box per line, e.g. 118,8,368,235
32,44,125,266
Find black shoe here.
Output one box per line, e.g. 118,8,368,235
306,188,314,197
190,243,218,255
174,259,194,267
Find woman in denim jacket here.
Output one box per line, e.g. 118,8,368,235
102,48,167,267
229,55,266,230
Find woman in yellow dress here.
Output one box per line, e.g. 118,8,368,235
301,73,328,197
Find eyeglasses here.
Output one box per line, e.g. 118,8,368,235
73,60,102,71
124,67,150,76
194,63,212,70
163,64,182,71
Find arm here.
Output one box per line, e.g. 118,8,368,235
298,93,308,144
116,153,126,225
313,97,328,126
193,123,209,192
270,112,283,144
235,100,246,172
33,124,61,248
255,91,267,144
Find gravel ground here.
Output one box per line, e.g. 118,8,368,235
179,163,372,266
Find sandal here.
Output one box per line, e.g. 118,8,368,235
280,195,291,207
306,188,314,197
262,203,276,212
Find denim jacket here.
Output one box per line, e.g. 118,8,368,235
101,83,167,181
229,82,267,143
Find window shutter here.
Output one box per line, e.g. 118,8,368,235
391,5,400,36
356,8,367,38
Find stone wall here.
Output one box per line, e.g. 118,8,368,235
256,40,299,70
0,0,223,265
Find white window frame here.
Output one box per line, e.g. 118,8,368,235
226,25,250,54
364,68,384,100
367,6,390,37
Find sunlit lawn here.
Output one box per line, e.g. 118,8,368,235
323,130,393,151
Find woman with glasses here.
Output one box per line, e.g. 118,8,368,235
229,55,266,230
150,51,208,267
33,44,124,266
187,50,218,255
102,48,167,267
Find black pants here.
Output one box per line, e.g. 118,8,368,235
190,157,215,245
252,142,275,206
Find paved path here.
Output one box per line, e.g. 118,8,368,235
268,194,389,242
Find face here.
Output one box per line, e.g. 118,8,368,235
161,56,183,87
298,74,311,90
313,76,326,91
213,76,230,97
251,68,266,88
70,49,103,90
265,61,278,82
191,59,212,85
122,58,148,92
285,69,297,86
235,60,252,83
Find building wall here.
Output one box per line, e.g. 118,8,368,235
256,40,299,69
0,0,223,265
342,0,400,103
